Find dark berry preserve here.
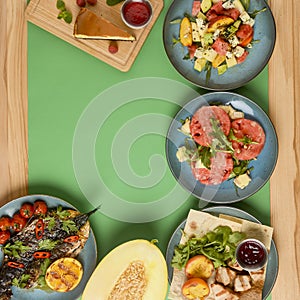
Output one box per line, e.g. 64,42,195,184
236,239,268,270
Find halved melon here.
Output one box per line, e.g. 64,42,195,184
82,239,168,300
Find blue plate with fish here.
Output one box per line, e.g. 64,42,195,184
0,194,98,300
163,0,276,90
165,91,278,203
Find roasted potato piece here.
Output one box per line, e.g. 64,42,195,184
180,17,193,46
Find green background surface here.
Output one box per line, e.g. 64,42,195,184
27,0,271,298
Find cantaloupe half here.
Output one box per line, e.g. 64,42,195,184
82,239,168,300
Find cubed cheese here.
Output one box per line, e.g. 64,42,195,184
191,22,201,42
226,55,237,67
226,51,233,59
203,48,218,62
219,105,245,119
244,17,255,27
196,18,208,37
234,173,251,189
194,47,204,58
239,11,250,22
222,1,236,9
228,35,239,47
233,45,245,58
212,29,221,40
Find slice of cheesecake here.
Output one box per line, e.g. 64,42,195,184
74,8,135,41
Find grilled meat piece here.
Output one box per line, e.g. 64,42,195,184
234,275,252,292
211,283,239,300
215,267,237,286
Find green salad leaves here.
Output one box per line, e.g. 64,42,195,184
171,225,246,269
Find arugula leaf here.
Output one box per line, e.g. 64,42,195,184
249,7,267,18
228,128,257,146
210,118,234,155
171,225,246,269
198,146,211,169
170,18,182,24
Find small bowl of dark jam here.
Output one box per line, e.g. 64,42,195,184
121,0,153,29
235,239,268,271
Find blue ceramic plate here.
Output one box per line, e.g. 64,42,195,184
166,206,278,300
165,92,278,203
163,0,276,90
0,195,97,300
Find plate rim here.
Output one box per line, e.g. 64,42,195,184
162,0,277,91
165,91,279,203
165,205,279,300
0,194,98,300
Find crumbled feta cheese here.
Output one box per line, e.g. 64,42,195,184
226,51,233,59
244,17,255,27
219,105,245,119
239,11,250,22
234,173,251,189
191,22,201,42
194,47,204,58
213,29,221,40
181,118,191,135
233,46,245,58
195,159,206,169
222,1,235,9
228,35,239,47
196,18,206,30
176,146,189,162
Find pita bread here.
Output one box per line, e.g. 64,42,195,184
169,210,273,300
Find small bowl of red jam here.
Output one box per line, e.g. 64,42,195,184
121,0,153,29
235,239,268,271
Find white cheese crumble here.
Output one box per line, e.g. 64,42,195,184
228,35,239,47
233,45,245,58
195,159,206,169
234,173,252,189
239,11,251,22
194,47,204,58
226,51,233,59
222,1,236,9
176,146,189,162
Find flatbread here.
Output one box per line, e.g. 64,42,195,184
169,210,273,300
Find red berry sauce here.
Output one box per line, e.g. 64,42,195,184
123,0,152,27
237,240,266,267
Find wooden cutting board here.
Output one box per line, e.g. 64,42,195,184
26,0,163,72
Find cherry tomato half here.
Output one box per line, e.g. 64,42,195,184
33,200,48,215
12,213,27,232
0,230,10,244
0,216,12,231
19,202,34,219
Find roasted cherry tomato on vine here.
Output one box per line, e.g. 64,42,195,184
7,261,25,269
64,235,79,243
0,216,12,231
33,251,51,259
12,213,27,232
0,230,10,244
35,219,44,240
33,200,48,215
19,202,34,219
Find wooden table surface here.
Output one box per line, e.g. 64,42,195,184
0,0,299,299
